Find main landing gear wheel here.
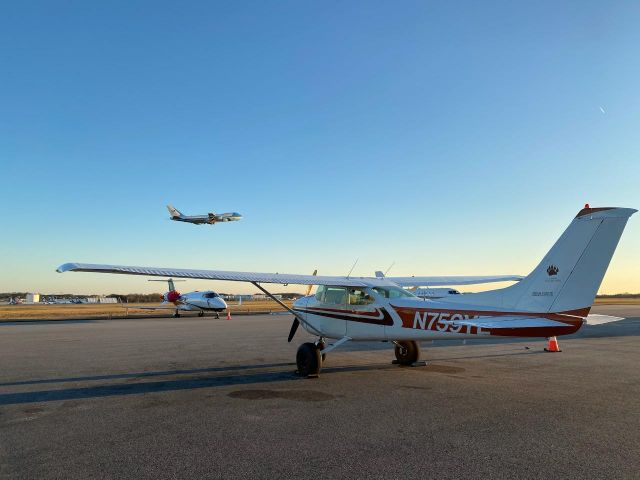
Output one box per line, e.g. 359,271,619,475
394,341,420,366
198,311,204,317
296,342,322,378
173,311,181,318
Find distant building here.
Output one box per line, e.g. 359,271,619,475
252,293,282,301
85,296,119,304
26,293,40,303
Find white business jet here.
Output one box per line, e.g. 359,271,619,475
134,278,227,318
58,205,635,377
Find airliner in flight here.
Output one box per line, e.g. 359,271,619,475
167,205,242,225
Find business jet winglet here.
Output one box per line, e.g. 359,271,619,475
58,205,636,377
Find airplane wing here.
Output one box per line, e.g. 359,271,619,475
385,275,524,286
57,263,371,287
57,263,524,288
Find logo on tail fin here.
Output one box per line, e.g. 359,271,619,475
546,265,559,276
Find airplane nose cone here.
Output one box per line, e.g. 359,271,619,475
217,298,228,309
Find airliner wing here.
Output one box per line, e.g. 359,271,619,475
56,263,371,287
385,275,524,286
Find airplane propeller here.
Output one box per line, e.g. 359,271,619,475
288,269,317,342
287,268,318,343
287,318,299,342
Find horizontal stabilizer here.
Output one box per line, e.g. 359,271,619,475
585,314,625,325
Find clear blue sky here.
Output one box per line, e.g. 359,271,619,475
1,1,638,295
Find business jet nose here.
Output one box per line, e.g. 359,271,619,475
216,298,228,309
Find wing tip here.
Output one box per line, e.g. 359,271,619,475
56,263,78,273
56,262,80,273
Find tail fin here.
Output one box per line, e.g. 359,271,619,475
451,206,636,313
167,205,182,218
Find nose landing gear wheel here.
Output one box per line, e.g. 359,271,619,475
296,342,322,378
394,340,420,366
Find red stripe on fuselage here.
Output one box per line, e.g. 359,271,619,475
392,306,586,337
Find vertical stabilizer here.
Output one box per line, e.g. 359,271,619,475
448,207,636,313
167,205,182,218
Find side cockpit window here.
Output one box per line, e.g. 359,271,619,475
372,286,416,299
315,286,347,305
348,288,375,305
324,287,347,305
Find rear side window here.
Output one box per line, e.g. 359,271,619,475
348,288,375,305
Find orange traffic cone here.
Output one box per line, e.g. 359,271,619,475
544,336,561,352
226,309,231,321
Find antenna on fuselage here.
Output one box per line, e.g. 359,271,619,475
346,258,359,279
384,261,395,277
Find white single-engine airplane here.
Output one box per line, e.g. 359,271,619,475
167,205,242,225
58,205,635,377
134,278,228,318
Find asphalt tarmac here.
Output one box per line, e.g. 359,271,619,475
1,305,639,479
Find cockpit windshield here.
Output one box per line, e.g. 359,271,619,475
372,286,416,299
203,292,219,298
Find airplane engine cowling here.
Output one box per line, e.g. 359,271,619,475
166,290,181,303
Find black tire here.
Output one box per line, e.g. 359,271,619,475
198,311,204,317
394,341,420,366
296,342,322,377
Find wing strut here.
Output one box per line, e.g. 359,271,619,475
250,282,310,342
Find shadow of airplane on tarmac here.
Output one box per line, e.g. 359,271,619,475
0,349,550,406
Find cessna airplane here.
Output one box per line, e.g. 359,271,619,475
58,205,635,377
135,278,228,318
167,205,242,225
